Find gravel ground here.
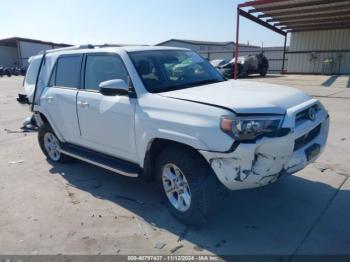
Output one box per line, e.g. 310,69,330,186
0,75,349,258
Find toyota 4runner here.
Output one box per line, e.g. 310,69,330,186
24,45,329,226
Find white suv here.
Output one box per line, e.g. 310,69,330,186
24,45,329,226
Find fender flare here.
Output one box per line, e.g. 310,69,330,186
34,106,66,142
138,128,209,167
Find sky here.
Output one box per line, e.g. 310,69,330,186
0,0,288,47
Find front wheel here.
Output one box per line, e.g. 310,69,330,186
156,146,219,227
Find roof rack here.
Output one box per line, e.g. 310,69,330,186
38,43,144,55
38,44,93,55
94,44,128,48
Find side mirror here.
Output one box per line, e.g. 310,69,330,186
99,79,129,96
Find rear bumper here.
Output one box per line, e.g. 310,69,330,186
200,99,329,191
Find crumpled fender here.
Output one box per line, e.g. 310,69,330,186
33,105,66,142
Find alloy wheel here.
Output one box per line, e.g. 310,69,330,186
43,132,61,161
162,163,191,212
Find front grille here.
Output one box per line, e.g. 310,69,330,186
295,104,319,125
294,124,321,151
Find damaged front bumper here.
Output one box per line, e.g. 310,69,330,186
200,99,330,191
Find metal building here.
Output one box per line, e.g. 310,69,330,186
288,29,350,74
0,37,70,68
235,0,350,78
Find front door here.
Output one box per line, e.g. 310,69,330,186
76,54,137,162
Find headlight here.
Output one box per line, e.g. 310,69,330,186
220,115,284,142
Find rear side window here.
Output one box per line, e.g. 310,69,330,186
55,56,82,88
84,55,129,91
25,57,42,85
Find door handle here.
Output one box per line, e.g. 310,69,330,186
45,96,54,103
77,100,89,108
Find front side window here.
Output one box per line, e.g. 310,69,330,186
55,56,82,88
129,50,224,93
84,55,129,91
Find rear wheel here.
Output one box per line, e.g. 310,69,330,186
156,146,219,227
260,66,268,76
38,123,73,163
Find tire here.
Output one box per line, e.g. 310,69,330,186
237,64,247,78
260,66,268,76
38,123,73,163
156,145,220,227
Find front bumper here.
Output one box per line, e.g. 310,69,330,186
200,99,329,191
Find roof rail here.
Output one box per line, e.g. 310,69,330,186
37,43,147,55
91,44,148,48
38,44,95,55
94,44,126,48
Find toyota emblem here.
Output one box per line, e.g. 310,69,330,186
308,107,317,121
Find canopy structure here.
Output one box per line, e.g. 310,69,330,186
234,0,350,79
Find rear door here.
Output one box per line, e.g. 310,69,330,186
40,55,82,142
76,53,137,162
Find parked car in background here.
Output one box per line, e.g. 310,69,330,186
3,67,12,77
20,67,26,76
214,53,269,79
25,45,329,226
0,66,26,77
11,67,19,76
210,59,228,68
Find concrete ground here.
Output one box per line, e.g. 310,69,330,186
0,75,349,258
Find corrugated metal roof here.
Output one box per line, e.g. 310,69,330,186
0,37,71,47
157,39,258,47
239,0,350,32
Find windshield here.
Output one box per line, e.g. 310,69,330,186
129,50,225,93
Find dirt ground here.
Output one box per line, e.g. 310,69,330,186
0,75,349,258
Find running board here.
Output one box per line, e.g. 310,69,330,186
60,144,141,178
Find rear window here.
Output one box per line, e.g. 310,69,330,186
55,56,82,88
25,57,42,85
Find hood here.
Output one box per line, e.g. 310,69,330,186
159,80,311,114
